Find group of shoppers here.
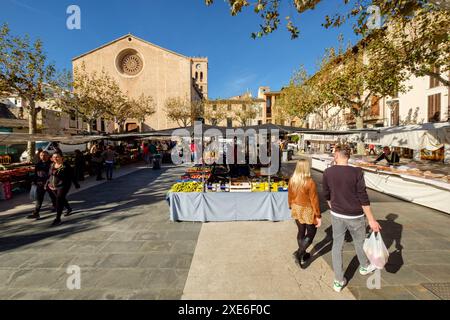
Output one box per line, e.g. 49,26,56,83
289,145,381,293
28,150,80,227
28,144,119,227
88,144,119,181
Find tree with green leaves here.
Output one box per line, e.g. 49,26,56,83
0,23,58,160
204,0,443,39
205,1,449,85
127,94,156,132
370,8,449,86
234,97,259,126
204,103,227,126
57,63,119,133
164,96,204,127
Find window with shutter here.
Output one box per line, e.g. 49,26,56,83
429,66,441,88
391,101,400,126
428,93,441,122
370,96,380,116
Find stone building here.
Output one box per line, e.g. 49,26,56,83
72,34,208,131
205,92,264,127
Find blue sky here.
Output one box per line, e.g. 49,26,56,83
0,0,359,99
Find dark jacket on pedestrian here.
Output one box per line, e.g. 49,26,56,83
47,161,80,191
34,160,52,187
323,166,370,217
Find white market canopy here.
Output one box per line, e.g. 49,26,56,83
293,122,450,151
362,122,450,151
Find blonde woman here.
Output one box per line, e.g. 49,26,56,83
288,159,322,268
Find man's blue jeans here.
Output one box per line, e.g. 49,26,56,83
105,162,114,180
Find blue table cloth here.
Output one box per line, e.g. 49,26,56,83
167,192,292,222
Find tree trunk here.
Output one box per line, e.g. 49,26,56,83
355,115,365,155
27,100,37,163
85,119,96,150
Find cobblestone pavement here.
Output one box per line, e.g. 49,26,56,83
0,165,202,300
1,160,449,300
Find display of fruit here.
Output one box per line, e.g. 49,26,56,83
170,182,204,192
251,181,289,192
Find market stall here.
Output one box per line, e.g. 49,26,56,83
311,154,450,214
168,191,290,222
0,163,35,200
167,162,291,222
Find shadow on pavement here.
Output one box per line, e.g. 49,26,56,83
0,166,177,254
303,213,404,282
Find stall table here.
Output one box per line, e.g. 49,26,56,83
311,155,450,214
167,192,291,222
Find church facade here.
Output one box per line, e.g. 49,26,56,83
72,34,208,131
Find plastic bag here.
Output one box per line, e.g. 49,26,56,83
29,184,37,202
363,232,389,269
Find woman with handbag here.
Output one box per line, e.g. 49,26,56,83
47,152,80,226
288,159,322,268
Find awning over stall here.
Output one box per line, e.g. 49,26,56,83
363,122,450,151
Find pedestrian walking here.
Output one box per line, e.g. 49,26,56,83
149,141,158,161
27,151,55,220
288,159,322,268
102,145,118,180
33,148,43,164
90,143,98,155
74,150,85,182
47,152,80,226
323,145,381,292
368,144,376,156
91,151,104,180
142,143,150,165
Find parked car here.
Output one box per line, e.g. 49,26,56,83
20,141,87,162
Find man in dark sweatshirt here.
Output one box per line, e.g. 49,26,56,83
323,146,381,293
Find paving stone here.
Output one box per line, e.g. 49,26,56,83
133,231,167,241
402,250,450,265
404,285,441,300
9,290,60,300
139,241,175,253
0,253,37,268
411,265,450,282
93,269,153,290
99,241,144,253
349,286,417,300
19,254,74,269
67,241,106,254
170,240,198,254
108,232,140,241
68,254,109,268
164,230,200,241
138,254,174,268
98,254,145,268
7,269,67,289
147,269,188,290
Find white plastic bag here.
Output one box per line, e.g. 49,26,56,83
29,184,37,202
363,232,389,269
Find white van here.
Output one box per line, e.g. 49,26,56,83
20,141,87,162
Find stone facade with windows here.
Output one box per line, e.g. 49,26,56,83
72,34,207,131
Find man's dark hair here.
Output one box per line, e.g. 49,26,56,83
335,144,351,159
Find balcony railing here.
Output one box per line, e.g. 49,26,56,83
345,112,383,124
